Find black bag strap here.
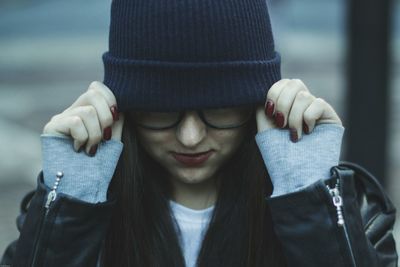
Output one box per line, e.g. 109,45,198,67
338,160,395,213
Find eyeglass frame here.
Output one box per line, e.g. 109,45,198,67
126,105,256,130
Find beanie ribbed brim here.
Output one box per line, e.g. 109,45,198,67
103,51,281,112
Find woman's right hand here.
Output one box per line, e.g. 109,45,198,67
42,81,124,156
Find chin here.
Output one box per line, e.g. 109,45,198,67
171,166,216,185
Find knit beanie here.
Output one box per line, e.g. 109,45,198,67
102,0,281,112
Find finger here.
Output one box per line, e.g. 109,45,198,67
86,89,114,140
111,112,125,141
256,105,276,132
43,115,89,152
87,81,118,109
69,81,118,122
300,97,343,135
69,117,90,152
67,89,114,140
287,91,315,141
88,81,119,121
265,79,291,117
274,79,308,128
63,105,102,154
315,100,343,126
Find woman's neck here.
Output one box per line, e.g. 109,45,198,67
170,176,217,210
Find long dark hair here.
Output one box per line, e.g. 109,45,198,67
102,115,286,266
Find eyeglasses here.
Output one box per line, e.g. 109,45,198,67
127,106,255,130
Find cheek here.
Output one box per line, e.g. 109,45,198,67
212,129,246,155
136,129,174,156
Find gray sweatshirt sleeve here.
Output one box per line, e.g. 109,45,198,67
41,133,124,203
255,123,345,197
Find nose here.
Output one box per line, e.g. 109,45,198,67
176,111,207,148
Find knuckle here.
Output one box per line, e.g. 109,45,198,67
70,116,83,127
291,78,300,84
315,97,326,104
268,79,288,99
290,79,309,92
289,79,304,89
273,79,287,87
90,88,110,106
293,78,304,85
49,114,60,122
297,91,308,99
82,105,97,117
88,81,101,91
89,81,117,105
87,87,101,99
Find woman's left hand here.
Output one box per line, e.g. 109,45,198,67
256,79,342,142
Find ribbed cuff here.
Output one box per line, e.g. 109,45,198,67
255,124,345,197
41,134,124,203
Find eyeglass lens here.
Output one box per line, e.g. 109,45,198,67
130,106,253,129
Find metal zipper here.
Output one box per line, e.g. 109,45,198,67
326,176,357,267
31,171,64,266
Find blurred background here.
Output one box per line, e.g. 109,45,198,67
0,0,399,262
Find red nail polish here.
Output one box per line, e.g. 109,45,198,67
78,144,85,152
303,122,309,134
110,105,119,121
89,145,98,157
275,112,285,128
265,100,274,117
290,128,298,142
103,127,112,140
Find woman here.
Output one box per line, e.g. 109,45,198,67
1,0,397,266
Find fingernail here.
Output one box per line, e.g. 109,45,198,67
290,128,298,142
111,105,119,121
265,100,274,117
78,144,85,152
275,112,285,128
89,144,98,157
103,127,112,140
303,122,309,134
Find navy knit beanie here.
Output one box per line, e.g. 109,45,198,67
102,0,281,112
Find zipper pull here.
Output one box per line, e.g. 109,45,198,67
45,190,57,209
327,180,344,227
45,171,63,209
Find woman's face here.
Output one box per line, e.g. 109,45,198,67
132,110,249,186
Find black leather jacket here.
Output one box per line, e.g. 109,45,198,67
1,161,398,266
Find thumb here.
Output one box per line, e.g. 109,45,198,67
111,112,125,142
256,105,277,133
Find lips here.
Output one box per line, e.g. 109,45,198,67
172,150,214,166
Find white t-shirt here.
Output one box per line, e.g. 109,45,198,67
169,200,215,267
